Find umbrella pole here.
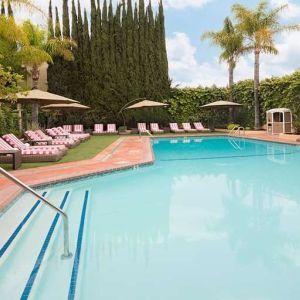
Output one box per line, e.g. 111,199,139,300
31,103,39,129
17,103,23,133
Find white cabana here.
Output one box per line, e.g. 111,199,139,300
266,108,292,135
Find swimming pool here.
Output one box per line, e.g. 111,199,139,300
1,136,300,299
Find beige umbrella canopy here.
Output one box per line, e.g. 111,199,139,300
201,100,242,108
41,103,90,110
11,89,80,130
125,100,169,110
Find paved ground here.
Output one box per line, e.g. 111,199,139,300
1,131,299,212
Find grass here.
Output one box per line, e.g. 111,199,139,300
0,135,119,171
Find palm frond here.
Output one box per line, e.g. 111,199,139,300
45,38,77,61
18,45,53,66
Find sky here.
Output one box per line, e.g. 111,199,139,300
15,0,300,87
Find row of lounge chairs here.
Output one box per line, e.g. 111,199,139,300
138,122,210,134
92,122,210,135
0,126,90,169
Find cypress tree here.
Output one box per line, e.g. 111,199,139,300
55,6,62,38
71,0,78,41
62,0,70,38
121,0,128,99
138,0,146,96
133,3,140,97
82,9,92,105
48,0,54,38
158,0,169,97
90,0,98,80
7,0,13,17
1,1,5,15
96,0,102,78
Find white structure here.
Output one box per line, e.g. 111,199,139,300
266,108,292,135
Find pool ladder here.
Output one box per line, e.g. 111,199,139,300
139,129,153,138
0,167,72,259
228,126,245,137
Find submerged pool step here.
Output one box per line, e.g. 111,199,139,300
0,189,69,299
28,190,90,300
0,192,47,259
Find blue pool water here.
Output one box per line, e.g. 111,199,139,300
1,136,300,299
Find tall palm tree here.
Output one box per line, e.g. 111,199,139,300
232,0,300,130
202,17,244,100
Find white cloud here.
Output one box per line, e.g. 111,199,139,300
166,31,300,88
164,0,210,9
271,0,300,19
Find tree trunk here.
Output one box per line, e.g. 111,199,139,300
228,62,234,122
254,49,260,130
31,63,40,90
31,102,39,129
17,103,23,133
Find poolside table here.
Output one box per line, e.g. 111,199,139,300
0,149,22,170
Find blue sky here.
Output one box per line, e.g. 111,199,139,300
18,0,300,87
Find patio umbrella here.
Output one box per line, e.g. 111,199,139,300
201,100,242,109
11,89,80,130
41,103,90,111
201,101,242,129
125,100,169,110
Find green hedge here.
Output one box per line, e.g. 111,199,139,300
0,104,19,136
166,71,300,130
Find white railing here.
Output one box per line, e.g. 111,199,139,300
228,126,245,137
139,130,153,138
0,167,72,259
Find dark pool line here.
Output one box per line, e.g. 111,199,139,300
20,191,70,300
0,191,47,258
68,190,89,300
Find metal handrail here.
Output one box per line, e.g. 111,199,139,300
228,126,245,137
139,129,153,138
0,167,72,259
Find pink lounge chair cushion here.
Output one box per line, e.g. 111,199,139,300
94,124,103,133
21,148,59,155
107,124,117,133
182,123,197,132
63,125,73,132
194,122,210,131
150,123,163,132
3,133,65,152
169,123,184,132
138,123,147,133
0,138,15,150
73,124,84,133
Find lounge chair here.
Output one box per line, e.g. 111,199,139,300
105,124,118,134
63,125,73,133
169,123,184,133
73,124,84,133
93,124,104,135
0,138,22,169
150,123,164,134
138,123,148,134
1,135,64,162
182,123,197,133
193,122,210,132
56,127,90,141
2,133,67,155
32,130,79,148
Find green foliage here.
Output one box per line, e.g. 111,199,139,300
227,123,240,130
0,65,23,100
167,71,300,129
0,104,19,135
47,0,170,126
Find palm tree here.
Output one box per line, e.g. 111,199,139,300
18,20,76,127
20,20,76,89
232,0,300,130
202,17,244,100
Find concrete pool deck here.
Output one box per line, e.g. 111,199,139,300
1,131,300,212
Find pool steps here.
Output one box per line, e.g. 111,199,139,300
0,190,69,299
